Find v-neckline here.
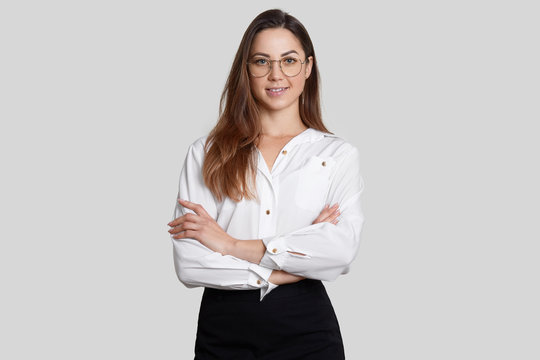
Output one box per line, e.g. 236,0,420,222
256,127,311,175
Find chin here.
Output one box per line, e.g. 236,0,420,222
256,95,300,112
262,101,297,112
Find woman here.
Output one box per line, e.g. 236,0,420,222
168,8,364,360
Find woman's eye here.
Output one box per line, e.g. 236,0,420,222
254,59,268,65
283,57,297,64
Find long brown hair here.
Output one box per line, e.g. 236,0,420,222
202,9,332,202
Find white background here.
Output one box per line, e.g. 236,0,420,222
1,1,538,359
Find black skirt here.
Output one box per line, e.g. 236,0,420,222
194,278,345,360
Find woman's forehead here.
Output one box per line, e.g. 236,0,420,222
250,28,304,56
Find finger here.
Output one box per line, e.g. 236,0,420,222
168,211,192,227
312,213,324,224
171,221,202,238
313,211,329,224
321,208,340,223
312,204,339,224
321,203,339,216
169,212,201,227
321,205,340,219
168,223,187,235
170,220,202,235
168,214,186,228
316,204,336,219
178,199,211,218
168,215,184,227
172,229,196,240
330,208,341,220
168,223,182,234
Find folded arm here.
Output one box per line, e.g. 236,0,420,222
232,146,365,281
170,141,279,300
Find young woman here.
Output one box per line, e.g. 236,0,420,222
168,9,365,360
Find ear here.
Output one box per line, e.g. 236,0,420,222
305,56,314,79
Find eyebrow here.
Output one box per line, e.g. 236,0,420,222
250,50,299,58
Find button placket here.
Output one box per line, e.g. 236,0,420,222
257,147,287,241
257,175,278,240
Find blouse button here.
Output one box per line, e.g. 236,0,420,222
266,209,271,215
322,161,326,166
282,150,287,155
272,248,278,253
257,279,262,285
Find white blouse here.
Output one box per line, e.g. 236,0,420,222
171,127,365,301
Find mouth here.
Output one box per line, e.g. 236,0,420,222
265,87,289,96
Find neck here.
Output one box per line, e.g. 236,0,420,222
258,101,307,137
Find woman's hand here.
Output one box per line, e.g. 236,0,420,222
168,199,340,284
312,203,341,225
168,199,235,255
269,202,341,285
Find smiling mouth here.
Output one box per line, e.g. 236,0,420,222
266,87,289,92
265,87,289,96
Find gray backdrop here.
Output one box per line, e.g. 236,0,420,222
1,1,538,359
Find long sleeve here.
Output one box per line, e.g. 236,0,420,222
171,140,278,300
258,146,365,281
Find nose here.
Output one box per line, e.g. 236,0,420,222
268,60,284,80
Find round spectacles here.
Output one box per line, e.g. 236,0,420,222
247,56,308,78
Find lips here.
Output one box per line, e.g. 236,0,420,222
265,87,289,96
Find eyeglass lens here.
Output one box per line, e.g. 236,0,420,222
248,57,302,77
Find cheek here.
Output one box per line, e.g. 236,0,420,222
249,78,265,95
248,78,255,92
291,77,306,93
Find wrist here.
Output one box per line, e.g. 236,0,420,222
224,236,239,257
269,270,305,285
224,238,266,264
269,270,282,285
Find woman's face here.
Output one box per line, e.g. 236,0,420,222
248,28,313,114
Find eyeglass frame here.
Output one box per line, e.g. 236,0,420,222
246,56,309,78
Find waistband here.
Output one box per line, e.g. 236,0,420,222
203,278,325,302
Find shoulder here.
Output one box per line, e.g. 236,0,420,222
188,135,210,151
308,130,363,186
310,128,360,162
185,133,213,155
181,134,212,167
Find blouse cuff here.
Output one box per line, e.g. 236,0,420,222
248,262,272,284
247,263,279,301
260,281,279,301
258,235,288,270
